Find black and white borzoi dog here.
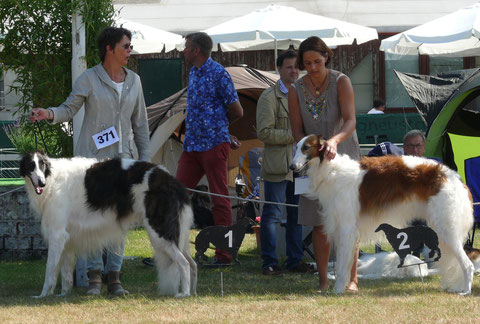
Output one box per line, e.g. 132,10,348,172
290,135,474,294
20,151,197,298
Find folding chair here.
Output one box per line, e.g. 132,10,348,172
234,148,263,228
367,141,403,157
237,147,263,198
465,156,480,246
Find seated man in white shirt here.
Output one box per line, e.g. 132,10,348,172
367,99,386,114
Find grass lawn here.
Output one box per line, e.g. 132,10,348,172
1,228,479,323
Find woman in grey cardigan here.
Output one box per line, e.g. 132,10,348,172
30,27,151,295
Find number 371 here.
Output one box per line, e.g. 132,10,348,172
97,130,116,144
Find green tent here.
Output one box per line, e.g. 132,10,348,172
396,69,480,177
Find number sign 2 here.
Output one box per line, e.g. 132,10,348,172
375,223,441,268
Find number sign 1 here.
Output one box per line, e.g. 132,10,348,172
224,230,233,248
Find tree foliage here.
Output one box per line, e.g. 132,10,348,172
0,0,116,157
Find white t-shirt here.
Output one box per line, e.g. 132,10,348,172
112,81,124,100
367,108,384,114
111,81,124,153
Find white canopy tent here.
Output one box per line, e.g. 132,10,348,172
380,3,480,57
201,4,378,54
114,0,480,35
117,18,182,54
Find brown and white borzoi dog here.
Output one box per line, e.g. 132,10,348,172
20,151,196,298
290,135,474,294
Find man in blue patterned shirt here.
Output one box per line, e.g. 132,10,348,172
177,32,243,266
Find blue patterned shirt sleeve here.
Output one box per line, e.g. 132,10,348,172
184,58,239,152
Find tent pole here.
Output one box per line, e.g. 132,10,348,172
72,7,86,151
72,4,87,288
274,39,278,74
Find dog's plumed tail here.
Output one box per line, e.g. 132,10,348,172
179,204,197,296
428,169,474,294
438,248,468,292
144,203,196,298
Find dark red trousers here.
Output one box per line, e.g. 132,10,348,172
176,142,232,263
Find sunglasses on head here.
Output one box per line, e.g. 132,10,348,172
121,43,133,50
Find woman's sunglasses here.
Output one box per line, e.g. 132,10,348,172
121,43,133,50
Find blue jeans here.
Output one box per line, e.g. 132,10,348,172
260,180,302,270
87,240,125,273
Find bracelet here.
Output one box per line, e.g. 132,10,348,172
47,109,53,120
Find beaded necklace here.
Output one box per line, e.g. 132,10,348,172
301,73,332,120
309,72,327,96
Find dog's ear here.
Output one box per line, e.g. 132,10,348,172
19,152,33,177
40,153,52,178
317,136,327,162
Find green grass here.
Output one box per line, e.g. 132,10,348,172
0,228,479,323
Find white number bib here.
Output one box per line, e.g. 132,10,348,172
294,176,311,195
92,126,120,150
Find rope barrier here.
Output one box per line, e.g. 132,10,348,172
186,187,299,208
187,187,480,207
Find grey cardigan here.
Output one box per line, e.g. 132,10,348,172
49,64,151,161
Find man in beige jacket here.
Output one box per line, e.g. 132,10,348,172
256,50,310,275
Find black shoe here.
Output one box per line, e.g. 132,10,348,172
142,257,155,267
288,261,315,273
202,258,232,268
262,265,283,275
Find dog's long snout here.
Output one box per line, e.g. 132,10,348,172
290,156,307,172
289,160,304,172
30,173,46,189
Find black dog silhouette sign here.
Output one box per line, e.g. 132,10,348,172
375,223,441,268
195,217,255,265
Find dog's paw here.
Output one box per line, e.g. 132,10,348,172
32,289,54,298
174,292,190,298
